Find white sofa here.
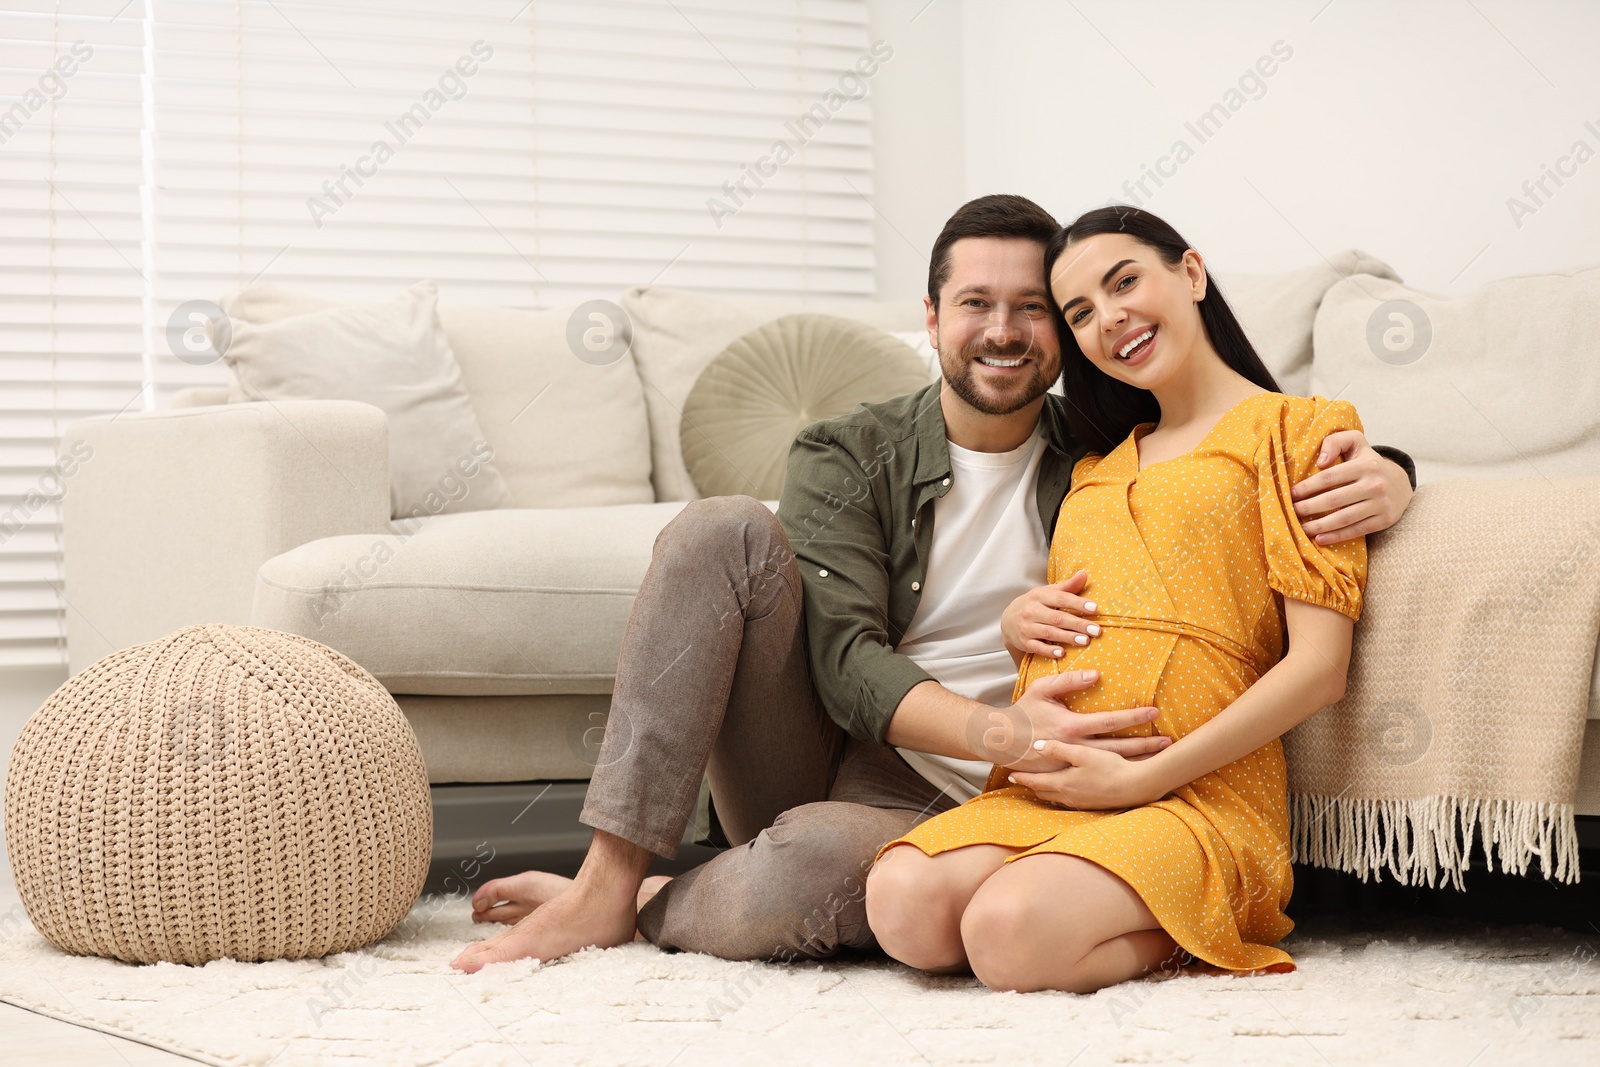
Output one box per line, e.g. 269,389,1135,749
60,262,1600,821
62,285,928,787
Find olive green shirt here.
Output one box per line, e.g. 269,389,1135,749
774,381,1414,745
774,383,1081,743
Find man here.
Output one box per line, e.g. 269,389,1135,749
450,195,1415,970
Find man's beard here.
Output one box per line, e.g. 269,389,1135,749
940,337,1058,416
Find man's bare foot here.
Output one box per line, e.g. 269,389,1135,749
450,829,653,973
470,871,575,925
451,882,638,972
470,872,671,933
473,876,675,927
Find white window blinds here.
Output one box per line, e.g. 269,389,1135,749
524,0,881,303
0,3,147,668
2,0,879,668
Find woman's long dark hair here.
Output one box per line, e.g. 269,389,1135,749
1046,206,1280,455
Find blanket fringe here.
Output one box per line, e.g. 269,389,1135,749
1289,794,1580,889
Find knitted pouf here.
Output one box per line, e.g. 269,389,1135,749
3,623,433,965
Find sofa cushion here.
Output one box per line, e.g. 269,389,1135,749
887,330,943,381
681,314,931,500
435,303,654,509
1212,250,1399,396
251,502,702,696
217,284,656,510
620,286,928,501
220,280,514,520
1310,266,1600,483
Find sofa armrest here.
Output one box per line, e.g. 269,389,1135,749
172,385,232,408
63,400,391,673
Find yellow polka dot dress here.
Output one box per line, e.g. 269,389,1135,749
884,392,1368,973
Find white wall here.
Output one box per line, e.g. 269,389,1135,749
865,0,966,301
869,0,1600,296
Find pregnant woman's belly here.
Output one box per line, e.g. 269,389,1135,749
1007,624,1292,913
1014,615,1264,743
1011,619,1288,838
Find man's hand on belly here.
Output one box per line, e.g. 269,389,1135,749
992,671,1170,773
885,674,1170,772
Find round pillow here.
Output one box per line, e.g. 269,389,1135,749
3,623,432,965
680,313,933,499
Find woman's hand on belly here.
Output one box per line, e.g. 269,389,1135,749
1006,739,1165,811
1002,569,1103,664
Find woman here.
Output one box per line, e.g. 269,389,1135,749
863,206,1367,994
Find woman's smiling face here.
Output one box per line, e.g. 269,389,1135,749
1048,232,1209,392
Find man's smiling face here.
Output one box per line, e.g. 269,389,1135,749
925,236,1063,417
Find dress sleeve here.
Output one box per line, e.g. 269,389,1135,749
1254,397,1368,621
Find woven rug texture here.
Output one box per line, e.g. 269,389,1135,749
1,881,1597,1067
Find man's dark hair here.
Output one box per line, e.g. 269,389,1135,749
926,194,1059,309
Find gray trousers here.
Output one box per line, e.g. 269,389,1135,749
580,496,957,961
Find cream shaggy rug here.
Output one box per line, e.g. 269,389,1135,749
1,879,1598,1067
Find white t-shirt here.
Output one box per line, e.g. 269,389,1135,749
894,428,1049,800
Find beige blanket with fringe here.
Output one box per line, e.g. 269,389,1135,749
1284,476,1600,887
